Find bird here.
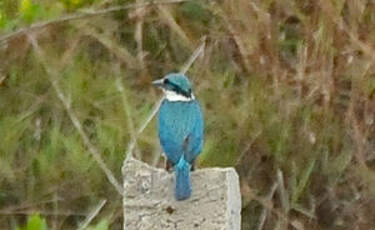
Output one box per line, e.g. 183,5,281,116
153,73,204,201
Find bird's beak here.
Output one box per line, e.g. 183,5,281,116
152,78,164,88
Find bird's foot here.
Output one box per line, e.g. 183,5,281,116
191,162,195,171
165,160,173,172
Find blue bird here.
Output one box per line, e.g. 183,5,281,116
153,73,204,201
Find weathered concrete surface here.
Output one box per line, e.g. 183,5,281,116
122,157,241,230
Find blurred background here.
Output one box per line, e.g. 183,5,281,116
0,0,375,229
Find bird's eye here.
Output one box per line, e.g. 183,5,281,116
164,79,170,84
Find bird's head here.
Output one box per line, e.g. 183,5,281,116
152,73,195,101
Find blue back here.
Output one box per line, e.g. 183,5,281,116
158,100,204,165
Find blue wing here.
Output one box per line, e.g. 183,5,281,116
158,100,204,165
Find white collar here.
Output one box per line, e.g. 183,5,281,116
163,89,195,102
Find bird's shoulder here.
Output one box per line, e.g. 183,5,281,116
160,99,201,112
159,99,202,128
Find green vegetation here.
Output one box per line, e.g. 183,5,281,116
1,0,374,229
16,214,47,230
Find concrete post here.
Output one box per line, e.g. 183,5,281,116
122,157,241,229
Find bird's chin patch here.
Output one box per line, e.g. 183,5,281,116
163,89,194,102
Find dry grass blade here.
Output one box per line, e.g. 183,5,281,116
77,199,107,230
81,27,138,68
123,96,165,162
0,0,207,45
257,182,278,230
116,76,140,160
277,169,290,213
157,5,193,48
252,191,307,230
28,34,124,195
133,0,148,69
318,0,375,63
0,75,7,87
213,1,254,73
277,169,290,229
0,210,87,217
235,130,262,166
181,36,206,74
290,220,305,230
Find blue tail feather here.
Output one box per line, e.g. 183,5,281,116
175,157,191,200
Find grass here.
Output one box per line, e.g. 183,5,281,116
0,0,375,229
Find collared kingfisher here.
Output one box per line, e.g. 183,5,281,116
153,73,204,201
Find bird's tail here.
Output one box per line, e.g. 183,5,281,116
175,156,192,200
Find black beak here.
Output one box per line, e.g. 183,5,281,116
152,78,164,88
